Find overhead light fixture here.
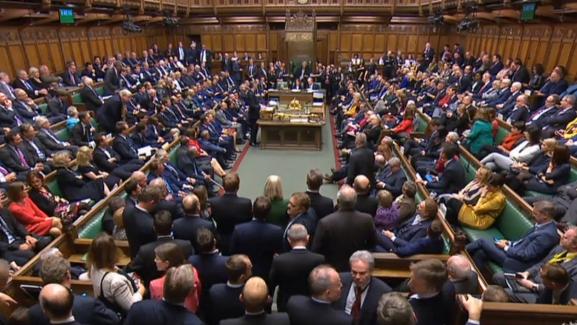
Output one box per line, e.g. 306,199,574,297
122,16,142,32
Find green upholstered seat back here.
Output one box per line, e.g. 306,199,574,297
494,201,534,241
495,127,509,145
46,180,63,198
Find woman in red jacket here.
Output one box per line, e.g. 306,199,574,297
391,103,415,140
7,182,63,237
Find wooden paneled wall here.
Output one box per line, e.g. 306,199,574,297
0,26,169,77
464,24,577,80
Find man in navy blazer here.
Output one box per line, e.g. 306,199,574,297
526,95,559,128
125,264,203,325
286,265,352,325
283,192,317,250
333,251,392,325
466,200,560,273
542,94,577,138
112,121,141,164
376,157,406,198
305,169,334,219
377,198,437,252
393,219,444,257
28,256,119,325
419,144,466,195
230,196,283,278
96,89,131,134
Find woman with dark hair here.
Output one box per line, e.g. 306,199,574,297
480,124,542,172
27,171,82,225
529,63,546,91
149,242,201,313
522,144,571,194
7,182,62,237
87,233,145,314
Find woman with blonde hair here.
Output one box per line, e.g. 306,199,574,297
264,175,289,227
458,173,506,230
54,150,108,202
76,146,120,189
442,166,492,225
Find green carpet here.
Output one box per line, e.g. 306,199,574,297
236,118,339,201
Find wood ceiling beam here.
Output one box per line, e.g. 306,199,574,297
0,9,34,22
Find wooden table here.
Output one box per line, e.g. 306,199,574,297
268,90,315,105
258,119,325,151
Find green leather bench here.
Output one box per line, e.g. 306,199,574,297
38,103,48,115
56,128,71,142
46,180,63,198
78,192,128,239
95,87,104,96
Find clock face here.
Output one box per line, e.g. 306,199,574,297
297,0,308,4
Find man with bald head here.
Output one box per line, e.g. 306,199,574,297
447,254,479,294
353,175,378,216
222,277,290,324
312,185,377,271
174,193,216,252
39,283,78,325
286,265,351,325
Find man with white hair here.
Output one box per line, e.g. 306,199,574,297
496,81,522,114
447,254,479,294
334,251,392,325
79,77,104,112
96,88,132,133
505,94,529,124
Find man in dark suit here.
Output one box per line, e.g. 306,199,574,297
61,61,81,87
128,211,193,287
467,200,560,273
542,94,577,138
80,77,104,112
493,226,577,303
71,112,95,147
125,264,203,325
93,133,142,180
0,130,45,177
123,186,159,257
96,90,131,134
419,143,466,194
511,59,530,85
189,228,228,319
103,62,121,96
35,117,77,155
112,121,141,164
230,196,283,278
19,124,52,173
447,254,480,295
208,254,252,325
208,173,252,255
187,42,199,66
347,133,375,187
286,265,351,325
269,224,324,312
526,95,559,129
173,193,216,252
305,169,334,219
312,185,377,272
28,256,119,325
375,157,407,198
243,84,260,146
392,220,444,257
353,175,378,217
334,250,392,325
38,283,84,325
283,192,317,250
376,198,437,252
221,277,290,325
13,89,39,123
408,259,455,325
13,70,47,99
536,264,577,305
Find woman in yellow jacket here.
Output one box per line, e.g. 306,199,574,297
458,173,506,230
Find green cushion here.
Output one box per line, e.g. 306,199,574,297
570,168,577,183
495,201,534,241
459,159,477,182
38,103,48,115
488,262,502,274
168,145,180,165
415,116,427,133
95,87,104,96
71,93,83,106
462,226,504,243
56,128,70,142
495,127,509,145
46,180,63,198
78,210,106,239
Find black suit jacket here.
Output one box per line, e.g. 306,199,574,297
37,128,68,152
188,252,228,304
286,295,351,325
80,86,104,112
427,158,466,194
347,146,375,186
354,193,378,217
129,236,193,286
306,191,334,219
208,193,252,254
123,205,156,257
269,248,325,311
93,147,120,173
208,283,245,324
312,210,377,271
21,138,50,164
12,78,39,98
28,294,119,325
112,135,139,163
71,122,94,147
0,209,30,254
0,106,19,128
0,145,31,173
230,220,283,278
96,95,124,133
334,274,392,325
103,68,120,96
221,312,290,325
62,71,81,87
125,300,203,325
173,215,216,252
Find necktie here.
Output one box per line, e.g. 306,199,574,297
0,165,8,176
0,216,15,245
351,286,363,324
28,140,45,160
549,251,570,265
14,147,29,168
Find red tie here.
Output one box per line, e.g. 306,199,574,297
351,286,362,325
